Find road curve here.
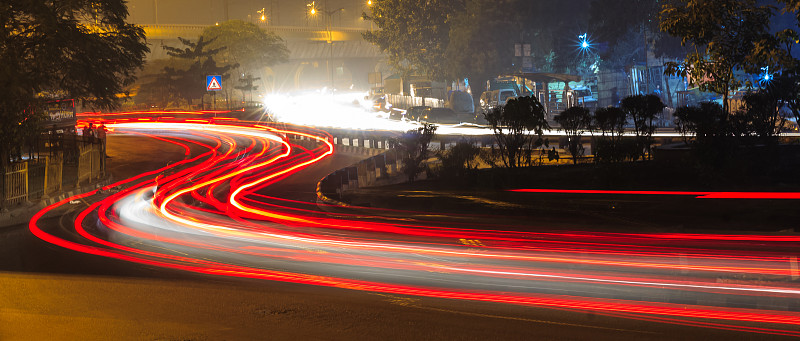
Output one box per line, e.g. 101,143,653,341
30,115,800,338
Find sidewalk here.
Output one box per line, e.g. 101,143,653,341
0,134,186,229
0,175,114,229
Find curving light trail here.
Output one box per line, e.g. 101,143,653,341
31,114,800,337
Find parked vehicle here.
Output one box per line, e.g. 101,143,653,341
480,89,517,112
572,87,598,108
447,90,474,115
424,108,459,124
405,106,431,121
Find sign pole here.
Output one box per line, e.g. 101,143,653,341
206,75,223,115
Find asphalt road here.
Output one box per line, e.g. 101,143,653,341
1,132,797,340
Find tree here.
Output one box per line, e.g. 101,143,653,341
134,58,192,108
0,0,147,166
767,73,800,128
484,96,550,168
622,95,663,160
590,0,660,48
202,20,289,73
363,0,597,84
593,106,628,162
161,37,235,105
395,123,437,182
516,1,593,74
589,0,686,68
673,102,739,168
660,0,774,116
445,0,520,95
202,20,288,100
235,74,261,104
674,102,726,143
738,91,787,140
759,2,800,126
436,140,480,179
363,0,462,80
555,107,592,164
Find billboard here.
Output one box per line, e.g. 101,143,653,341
46,99,76,127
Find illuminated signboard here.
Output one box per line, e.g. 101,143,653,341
47,99,77,127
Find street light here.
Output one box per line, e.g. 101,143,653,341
307,1,344,90
258,7,267,23
307,1,317,16
365,0,374,31
578,33,591,52
760,66,773,85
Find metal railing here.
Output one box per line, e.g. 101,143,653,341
385,94,445,110
3,162,28,206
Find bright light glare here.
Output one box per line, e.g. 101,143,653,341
760,66,773,85
263,92,415,131
261,92,501,136
307,2,317,15
578,33,591,51
259,92,696,137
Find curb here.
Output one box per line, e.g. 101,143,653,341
315,179,351,210
39,176,115,207
315,148,406,210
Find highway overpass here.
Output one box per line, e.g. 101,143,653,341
141,24,389,92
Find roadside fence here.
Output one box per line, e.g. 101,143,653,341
2,136,103,208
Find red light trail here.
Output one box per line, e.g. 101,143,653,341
509,188,800,199
30,113,800,337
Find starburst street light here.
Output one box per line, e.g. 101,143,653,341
306,1,345,89
307,1,317,16
578,33,591,51
760,66,773,85
575,32,596,61
258,8,267,22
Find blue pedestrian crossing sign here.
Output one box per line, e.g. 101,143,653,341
206,75,222,91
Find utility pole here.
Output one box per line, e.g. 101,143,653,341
308,1,343,90
153,0,158,25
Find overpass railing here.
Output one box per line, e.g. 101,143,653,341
141,24,370,40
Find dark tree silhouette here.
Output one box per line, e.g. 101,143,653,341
484,96,550,168
0,0,147,167
161,37,236,105
555,107,592,164
395,123,437,182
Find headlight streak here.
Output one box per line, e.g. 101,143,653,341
30,114,800,337
259,92,800,138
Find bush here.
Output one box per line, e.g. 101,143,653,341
436,141,480,179
394,123,437,182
